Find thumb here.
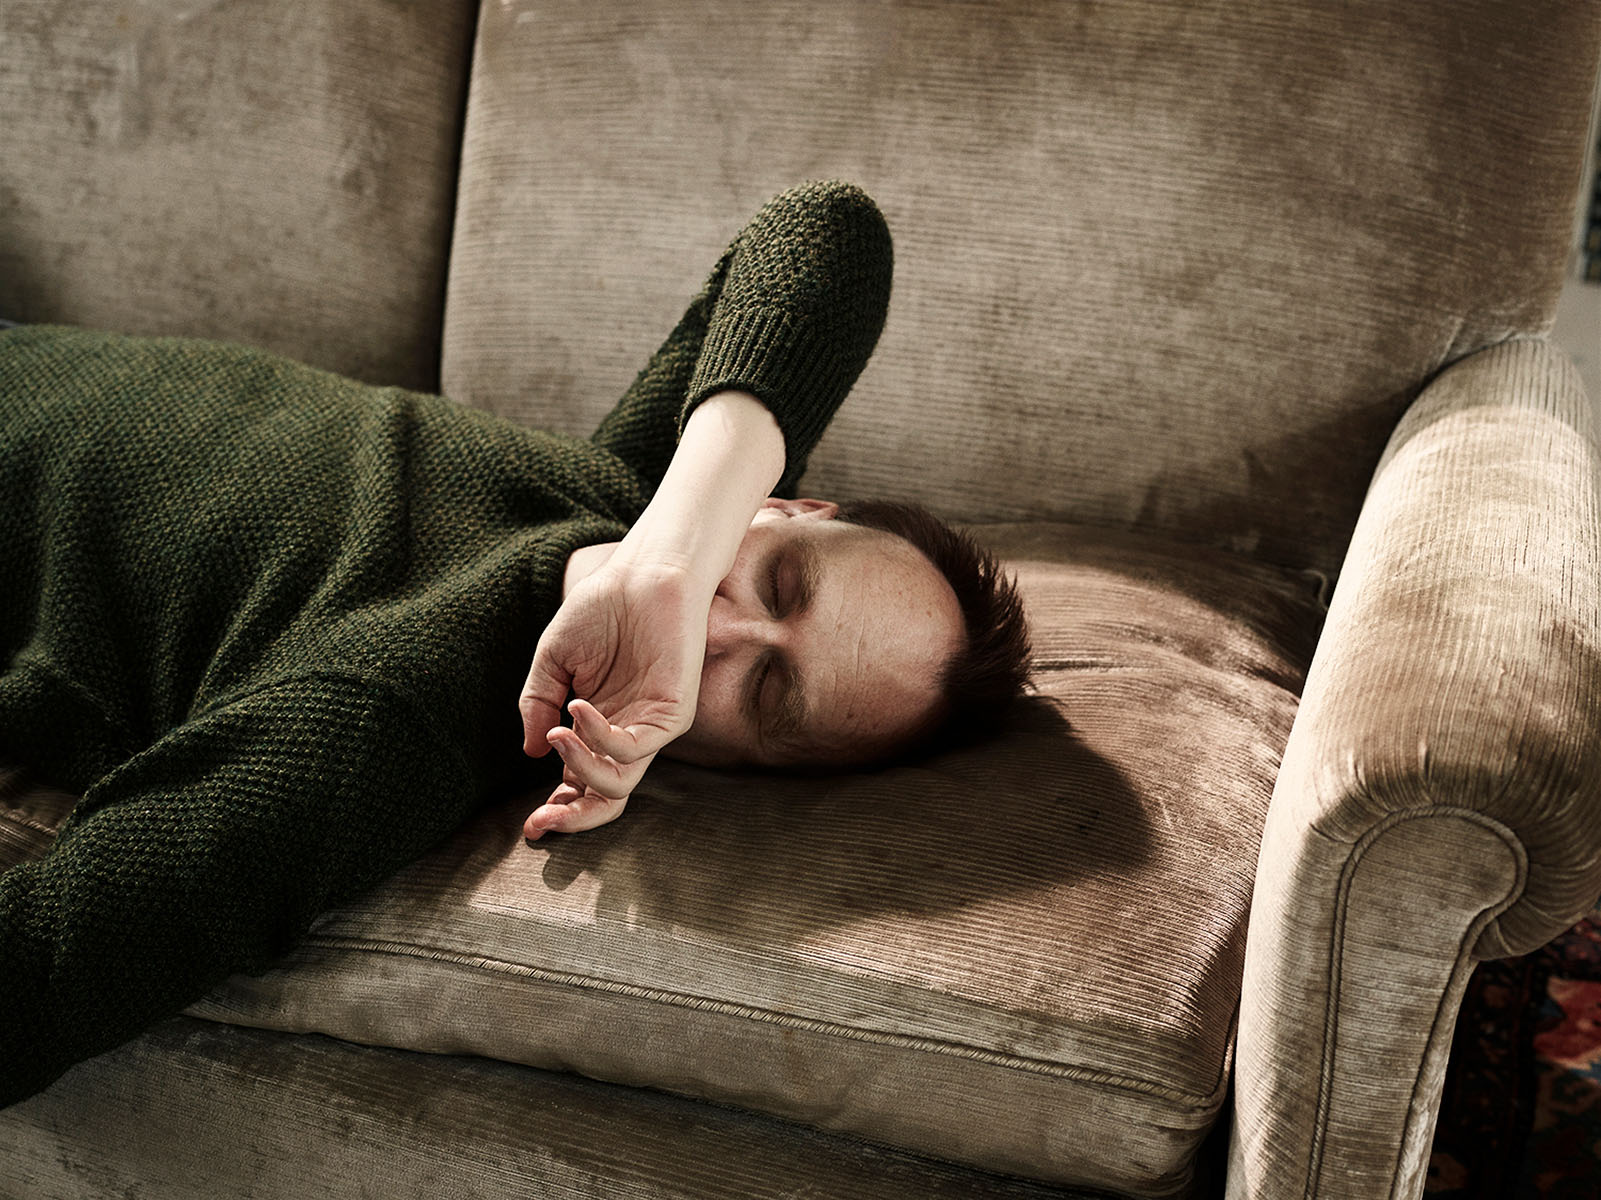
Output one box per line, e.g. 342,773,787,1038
518,641,573,757
523,787,628,839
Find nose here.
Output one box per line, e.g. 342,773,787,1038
704,592,780,659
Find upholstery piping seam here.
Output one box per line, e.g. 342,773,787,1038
1382,813,1527,1200
292,932,1224,1110
1304,805,1526,1200
0,809,59,837
1382,935,1495,1200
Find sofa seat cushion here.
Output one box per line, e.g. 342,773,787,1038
1,1016,1087,1200
171,523,1319,1198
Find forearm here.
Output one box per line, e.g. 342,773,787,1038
0,817,263,1107
683,182,892,494
515,389,785,804
518,179,892,800
1,678,469,1108
592,181,892,494
613,390,784,588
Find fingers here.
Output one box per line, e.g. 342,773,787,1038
523,783,628,841
521,699,671,842
568,699,662,765
518,642,573,758
547,724,653,803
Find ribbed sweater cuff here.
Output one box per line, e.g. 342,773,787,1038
681,305,862,471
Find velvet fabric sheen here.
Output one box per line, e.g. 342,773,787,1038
0,1,480,392
0,181,892,1106
0,1012,1095,1200
443,0,1599,577
1230,339,1601,1198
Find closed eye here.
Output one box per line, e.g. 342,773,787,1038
751,539,818,746
749,652,775,723
764,543,816,620
765,552,783,617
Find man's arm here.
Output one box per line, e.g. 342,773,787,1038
588,180,892,496
0,674,473,1107
520,181,893,832
519,390,783,834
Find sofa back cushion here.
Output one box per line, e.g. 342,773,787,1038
0,1,477,391
441,0,1598,574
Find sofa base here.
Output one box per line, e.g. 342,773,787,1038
0,1016,1153,1200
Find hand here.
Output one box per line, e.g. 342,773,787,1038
519,389,784,841
519,559,713,840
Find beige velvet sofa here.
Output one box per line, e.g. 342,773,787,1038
2,3,1599,1198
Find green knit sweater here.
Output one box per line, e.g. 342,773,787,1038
0,181,892,1106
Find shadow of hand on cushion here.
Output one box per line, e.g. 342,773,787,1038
530,695,1155,938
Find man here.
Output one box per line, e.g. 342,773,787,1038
0,182,1029,1106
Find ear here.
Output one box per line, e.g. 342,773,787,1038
759,497,839,520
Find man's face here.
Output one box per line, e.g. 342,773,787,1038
665,498,965,769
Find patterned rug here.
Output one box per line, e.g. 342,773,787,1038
1427,910,1601,1198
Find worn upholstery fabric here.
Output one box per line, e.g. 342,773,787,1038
1228,339,1601,1199
0,1016,1112,1200
0,1,476,391
96,524,1326,1199
441,0,1598,576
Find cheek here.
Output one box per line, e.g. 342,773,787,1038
689,657,744,741
673,660,751,767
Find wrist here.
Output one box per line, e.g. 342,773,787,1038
678,390,785,487
616,390,784,587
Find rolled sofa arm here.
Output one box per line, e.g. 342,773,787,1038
1226,338,1601,1200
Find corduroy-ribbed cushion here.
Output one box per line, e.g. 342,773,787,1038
160,524,1325,1198
440,0,1598,576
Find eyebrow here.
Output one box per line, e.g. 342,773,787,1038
762,537,820,749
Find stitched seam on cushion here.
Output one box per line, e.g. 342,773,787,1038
297,933,1222,1109
1307,807,1526,1200
0,808,58,837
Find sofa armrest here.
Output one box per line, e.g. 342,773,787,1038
1226,338,1601,1200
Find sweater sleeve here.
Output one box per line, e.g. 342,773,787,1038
0,673,475,1108
590,180,893,496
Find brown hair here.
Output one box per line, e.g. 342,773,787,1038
834,499,1032,760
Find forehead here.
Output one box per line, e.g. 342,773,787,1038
780,520,962,761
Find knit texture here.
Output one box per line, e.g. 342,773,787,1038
594,180,891,497
0,181,892,1105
